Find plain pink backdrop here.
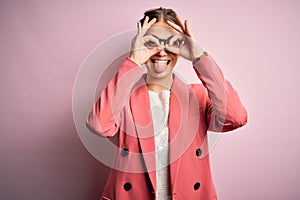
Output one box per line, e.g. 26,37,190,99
1,0,299,199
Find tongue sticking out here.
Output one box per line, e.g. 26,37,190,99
153,61,169,73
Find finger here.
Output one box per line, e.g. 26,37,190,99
168,34,185,47
165,45,180,55
175,15,187,34
168,34,184,42
184,20,190,37
143,16,149,26
166,20,184,33
141,16,149,35
149,46,164,56
143,34,160,43
147,17,157,28
184,20,196,39
166,34,185,55
137,21,142,35
143,34,161,47
141,17,157,36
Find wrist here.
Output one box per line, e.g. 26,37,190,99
128,56,142,66
192,51,209,65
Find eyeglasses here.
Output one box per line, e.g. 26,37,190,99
144,35,184,49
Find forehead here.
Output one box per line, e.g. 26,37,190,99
145,22,179,38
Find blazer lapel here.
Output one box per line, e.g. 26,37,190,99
168,75,191,191
130,74,198,194
130,76,157,193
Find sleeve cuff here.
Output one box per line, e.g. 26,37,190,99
192,51,209,65
127,57,142,67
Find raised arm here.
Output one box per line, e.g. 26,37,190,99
166,15,247,132
86,58,142,137
193,54,247,132
86,16,163,136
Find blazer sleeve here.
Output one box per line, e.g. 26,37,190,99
86,58,143,137
193,54,248,132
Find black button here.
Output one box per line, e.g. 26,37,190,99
194,182,201,190
123,182,132,191
121,148,129,157
196,148,202,157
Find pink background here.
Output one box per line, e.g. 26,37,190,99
1,0,300,199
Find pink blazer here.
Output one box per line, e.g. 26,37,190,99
86,55,247,200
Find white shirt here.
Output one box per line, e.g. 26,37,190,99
148,90,172,200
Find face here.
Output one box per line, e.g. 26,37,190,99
144,21,180,79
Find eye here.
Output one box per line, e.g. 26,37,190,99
144,41,158,48
171,39,183,48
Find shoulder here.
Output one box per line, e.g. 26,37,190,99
172,74,209,102
190,82,208,98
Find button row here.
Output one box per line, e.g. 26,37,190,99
196,148,202,157
123,182,132,191
121,148,129,157
123,181,201,191
194,182,201,190
121,147,202,192
121,147,202,157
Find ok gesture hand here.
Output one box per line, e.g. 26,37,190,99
129,16,162,65
166,16,205,62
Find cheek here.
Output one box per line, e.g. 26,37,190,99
171,55,179,65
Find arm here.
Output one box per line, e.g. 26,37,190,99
86,58,142,137
86,16,161,137
193,54,248,132
166,16,247,132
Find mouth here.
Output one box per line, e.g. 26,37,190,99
151,59,171,65
150,59,171,73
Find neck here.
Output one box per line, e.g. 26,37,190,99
146,73,173,92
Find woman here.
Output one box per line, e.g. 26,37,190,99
86,7,247,200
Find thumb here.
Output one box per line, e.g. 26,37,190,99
149,46,163,56
165,45,180,55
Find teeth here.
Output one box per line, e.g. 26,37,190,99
152,60,169,64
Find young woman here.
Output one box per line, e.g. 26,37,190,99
86,7,247,200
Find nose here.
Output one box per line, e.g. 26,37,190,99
157,48,168,56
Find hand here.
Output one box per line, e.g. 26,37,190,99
165,16,205,61
129,16,162,65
